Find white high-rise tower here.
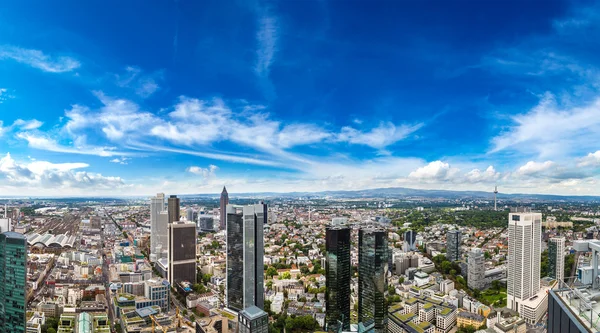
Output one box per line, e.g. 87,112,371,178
507,210,542,322
150,193,167,262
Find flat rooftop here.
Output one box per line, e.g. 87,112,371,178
553,284,600,332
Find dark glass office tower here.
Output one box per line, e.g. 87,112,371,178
226,204,265,312
0,231,27,333
326,226,351,332
446,230,462,262
168,195,180,224
358,227,388,333
168,221,197,284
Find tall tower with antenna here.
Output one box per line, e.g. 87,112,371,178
494,186,498,211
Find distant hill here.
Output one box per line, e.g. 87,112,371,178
182,187,600,202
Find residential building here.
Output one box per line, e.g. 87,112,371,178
507,210,542,322
168,221,197,284
358,226,388,333
0,231,27,333
168,195,180,224
456,312,485,330
468,248,486,290
548,237,565,282
446,230,461,262
325,225,351,332
226,204,266,312
220,187,229,231
238,306,268,333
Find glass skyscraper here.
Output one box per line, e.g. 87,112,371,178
226,204,266,312
0,231,27,333
358,227,388,333
446,230,461,262
326,226,351,332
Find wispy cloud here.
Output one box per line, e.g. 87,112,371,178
489,93,600,158
338,122,423,149
0,88,15,103
110,157,130,165
115,66,162,98
0,45,80,73
16,132,130,157
254,13,278,77
187,165,218,179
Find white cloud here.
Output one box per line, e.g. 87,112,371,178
517,161,556,176
0,45,80,72
465,166,501,183
490,93,600,158
255,13,278,77
338,122,423,149
578,151,600,167
12,119,43,130
408,161,460,181
110,157,130,165
187,165,218,179
0,153,123,190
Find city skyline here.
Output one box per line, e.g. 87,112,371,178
0,1,600,196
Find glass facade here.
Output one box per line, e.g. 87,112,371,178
446,230,461,262
0,232,27,333
227,204,266,312
238,306,269,333
169,222,197,284
326,226,351,332
358,227,388,333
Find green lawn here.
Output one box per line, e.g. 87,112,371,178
480,289,507,307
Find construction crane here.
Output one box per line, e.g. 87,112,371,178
150,314,167,333
176,307,194,329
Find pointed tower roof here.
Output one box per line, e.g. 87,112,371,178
221,186,228,195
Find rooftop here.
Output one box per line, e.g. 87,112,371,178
239,306,267,320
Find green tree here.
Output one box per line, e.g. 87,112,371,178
281,271,291,279
183,309,188,316
266,266,278,278
540,250,549,277
484,251,492,260
47,329,56,333
190,314,195,322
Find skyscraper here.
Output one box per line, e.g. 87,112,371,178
0,231,27,332
168,221,197,285
446,230,462,261
150,193,167,261
220,187,229,230
326,226,351,332
468,248,486,290
507,211,542,317
403,230,417,252
168,195,180,224
226,204,265,312
358,226,388,333
549,237,565,282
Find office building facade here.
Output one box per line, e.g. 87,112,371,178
468,248,486,290
326,226,351,332
549,237,565,282
507,211,542,315
168,221,197,285
403,230,417,252
0,231,27,333
168,195,180,224
198,215,216,232
238,306,268,333
358,227,388,333
220,187,229,230
150,193,167,261
446,230,461,262
226,204,266,312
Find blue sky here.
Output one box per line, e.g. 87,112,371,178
1,0,600,196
